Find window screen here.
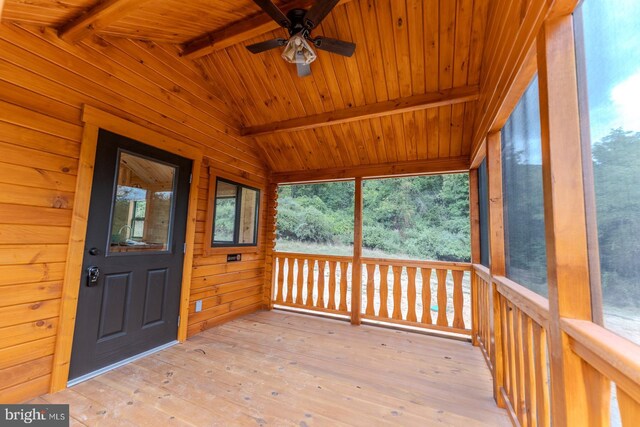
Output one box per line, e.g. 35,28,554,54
478,160,490,267
576,0,640,345
501,76,548,296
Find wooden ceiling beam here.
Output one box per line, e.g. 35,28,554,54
181,0,356,60
243,86,480,137
58,0,155,44
271,156,471,184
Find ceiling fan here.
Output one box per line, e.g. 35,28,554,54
246,0,356,77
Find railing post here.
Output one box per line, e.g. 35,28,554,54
537,14,609,426
469,169,480,346
487,131,506,408
264,183,278,310
351,177,363,325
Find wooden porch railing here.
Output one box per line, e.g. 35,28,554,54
272,252,472,336
361,258,471,335
472,264,640,426
272,253,352,316
473,265,493,367
494,275,551,426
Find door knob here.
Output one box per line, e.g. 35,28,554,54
87,266,100,287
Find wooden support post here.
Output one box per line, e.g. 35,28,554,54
486,131,506,408
537,14,609,426
264,183,278,310
469,169,481,346
351,177,363,325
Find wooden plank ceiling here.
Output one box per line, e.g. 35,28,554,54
1,0,490,174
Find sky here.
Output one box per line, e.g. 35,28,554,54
582,0,640,142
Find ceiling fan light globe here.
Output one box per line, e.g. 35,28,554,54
281,33,317,64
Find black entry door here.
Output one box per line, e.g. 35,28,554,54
69,130,192,381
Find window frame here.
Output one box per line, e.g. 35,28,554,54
204,168,263,256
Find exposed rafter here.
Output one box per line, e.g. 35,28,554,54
58,0,155,44
242,86,480,137
181,0,355,60
271,157,471,184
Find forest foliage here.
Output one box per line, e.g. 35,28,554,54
276,174,471,262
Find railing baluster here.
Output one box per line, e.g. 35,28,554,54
533,324,550,427
328,261,337,310
317,260,326,308
436,269,448,326
392,266,402,320
452,270,464,329
306,259,315,307
339,261,348,312
514,309,526,425
406,267,417,322
617,387,638,427
365,264,375,315
295,258,304,305
421,268,432,324
523,316,536,427
285,257,294,304
276,257,285,304
379,264,389,318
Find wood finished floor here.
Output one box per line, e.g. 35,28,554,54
34,310,510,426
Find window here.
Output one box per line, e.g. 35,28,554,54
501,76,548,296
575,0,640,345
210,177,260,247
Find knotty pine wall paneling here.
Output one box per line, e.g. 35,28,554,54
0,22,268,403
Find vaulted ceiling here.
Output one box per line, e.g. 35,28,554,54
1,0,490,173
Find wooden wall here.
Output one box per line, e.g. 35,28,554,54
0,22,268,403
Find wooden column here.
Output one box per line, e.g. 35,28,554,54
469,169,481,346
537,14,609,426
351,177,363,325
486,131,506,407
263,183,278,310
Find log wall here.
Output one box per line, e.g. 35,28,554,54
0,22,268,403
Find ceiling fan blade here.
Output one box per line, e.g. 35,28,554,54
246,38,287,54
252,0,291,28
303,0,340,29
313,37,356,57
297,62,312,77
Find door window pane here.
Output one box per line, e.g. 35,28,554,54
501,77,548,296
109,152,176,253
576,0,640,344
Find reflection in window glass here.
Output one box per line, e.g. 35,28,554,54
577,0,640,345
109,152,176,253
501,77,548,296
212,179,259,246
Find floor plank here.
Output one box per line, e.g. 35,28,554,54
33,310,510,426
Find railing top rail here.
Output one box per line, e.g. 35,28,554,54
274,251,353,263
562,318,640,402
493,275,550,328
362,257,471,271
473,264,491,281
